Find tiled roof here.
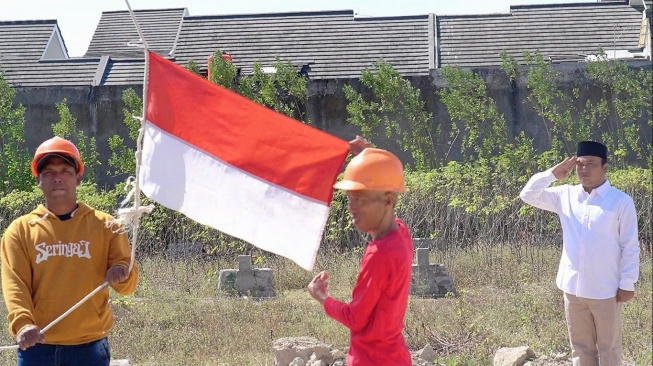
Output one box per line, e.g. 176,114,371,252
85,8,187,58
6,60,100,87
173,10,433,80
437,2,644,68
1,3,649,87
0,20,59,60
101,58,145,85
0,20,100,87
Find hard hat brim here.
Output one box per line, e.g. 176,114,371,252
35,153,79,174
333,180,368,191
333,180,406,192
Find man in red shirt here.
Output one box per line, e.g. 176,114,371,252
307,145,413,365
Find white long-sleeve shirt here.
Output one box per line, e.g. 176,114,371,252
520,170,640,299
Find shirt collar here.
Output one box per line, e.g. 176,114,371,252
594,179,611,197
577,179,611,197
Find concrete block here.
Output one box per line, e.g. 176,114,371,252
217,255,275,298
411,248,455,298
238,255,252,270
413,238,435,249
416,247,430,266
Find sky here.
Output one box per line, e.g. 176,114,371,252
1,0,596,57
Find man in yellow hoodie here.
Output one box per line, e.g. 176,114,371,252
1,136,138,366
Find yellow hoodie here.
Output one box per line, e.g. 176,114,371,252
1,202,138,345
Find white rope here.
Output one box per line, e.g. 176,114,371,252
0,0,151,351
107,176,154,235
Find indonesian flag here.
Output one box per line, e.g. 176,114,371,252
139,51,348,270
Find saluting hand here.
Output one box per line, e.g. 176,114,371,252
551,156,577,180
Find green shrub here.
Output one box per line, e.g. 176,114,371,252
0,186,43,231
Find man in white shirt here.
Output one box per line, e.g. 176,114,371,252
520,141,640,366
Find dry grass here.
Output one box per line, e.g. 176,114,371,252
0,247,650,365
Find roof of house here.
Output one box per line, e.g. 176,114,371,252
101,58,145,85
173,10,433,80
0,2,649,87
0,20,60,59
84,8,187,58
9,59,102,87
0,20,102,87
437,1,645,68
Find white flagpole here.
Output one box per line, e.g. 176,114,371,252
122,0,152,273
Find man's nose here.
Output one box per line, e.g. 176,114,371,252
51,172,64,182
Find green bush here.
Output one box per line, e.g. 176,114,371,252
320,165,651,256
0,186,43,231
0,183,120,232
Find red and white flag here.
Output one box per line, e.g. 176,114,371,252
139,51,348,270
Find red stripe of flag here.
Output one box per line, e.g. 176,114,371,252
146,51,348,204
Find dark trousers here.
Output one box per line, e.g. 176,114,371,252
17,337,110,366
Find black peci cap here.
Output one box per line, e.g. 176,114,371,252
576,141,607,160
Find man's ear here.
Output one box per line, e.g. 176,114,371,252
385,191,395,206
36,175,41,188
387,191,400,209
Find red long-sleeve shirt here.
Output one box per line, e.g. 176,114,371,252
323,218,413,365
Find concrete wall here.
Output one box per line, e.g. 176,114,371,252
306,61,651,164
467,61,652,158
15,85,141,185
13,61,652,185
16,85,141,151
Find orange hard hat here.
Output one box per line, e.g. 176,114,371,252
31,136,84,177
334,148,405,192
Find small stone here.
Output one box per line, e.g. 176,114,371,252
331,349,346,359
273,344,300,365
493,346,537,366
311,345,332,362
307,360,327,366
110,361,131,366
417,344,437,363
289,357,306,366
554,352,568,360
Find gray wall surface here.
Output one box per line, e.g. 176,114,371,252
14,61,652,185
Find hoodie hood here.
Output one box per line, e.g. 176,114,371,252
28,202,94,225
